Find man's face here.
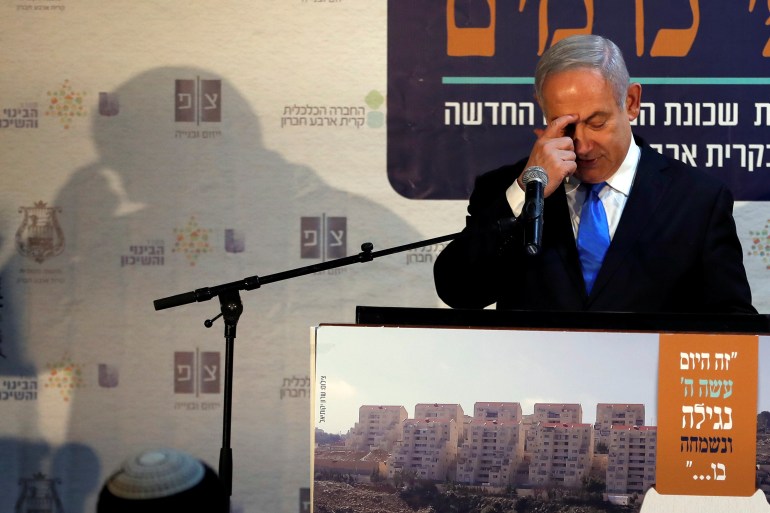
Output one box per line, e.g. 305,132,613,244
540,68,641,184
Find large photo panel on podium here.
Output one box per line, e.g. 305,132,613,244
312,325,770,512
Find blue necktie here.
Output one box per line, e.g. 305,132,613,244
576,182,610,294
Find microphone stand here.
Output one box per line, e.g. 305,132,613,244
152,231,461,500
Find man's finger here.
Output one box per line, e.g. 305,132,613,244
541,114,578,138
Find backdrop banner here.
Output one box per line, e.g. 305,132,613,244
1,1,770,512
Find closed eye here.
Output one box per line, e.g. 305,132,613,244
584,113,610,130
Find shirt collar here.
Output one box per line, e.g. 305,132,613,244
564,138,640,196
606,139,640,197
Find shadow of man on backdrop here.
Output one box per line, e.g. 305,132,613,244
1,66,437,513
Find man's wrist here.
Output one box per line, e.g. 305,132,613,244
506,178,527,217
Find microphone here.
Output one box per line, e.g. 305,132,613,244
521,166,548,256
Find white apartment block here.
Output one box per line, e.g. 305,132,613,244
594,404,645,452
415,403,466,443
521,413,536,453
345,405,407,451
527,404,582,454
528,423,594,487
388,418,458,481
456,418,525,487
473,402,522,423
534,403,582,423
415,403,465,421
606,425,657,495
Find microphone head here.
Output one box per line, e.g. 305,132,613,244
522,166,548,186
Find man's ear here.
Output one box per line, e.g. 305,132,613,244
626,82,642,121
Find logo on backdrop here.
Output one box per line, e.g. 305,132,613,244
174,350,221,395
98,363,119,388
44,355,85,403
98,92,120,117
225,228,245,253
365,90,385,129
300,215,347,260
45,79,88,129
280,90,385,130
172,216,212,266
16,473,64,513
174,350,222,412
16,201,65,264
747,221,770,269
0,102,39,129
120,240,165,267
174,77,223,140
175,78,221,123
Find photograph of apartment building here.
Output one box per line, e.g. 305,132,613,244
594,403,646,451
606,425,657,496
313,325,769,506
388,416,458,481
344,405,407,452
322,400,655,498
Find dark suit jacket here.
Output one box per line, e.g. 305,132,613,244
433,142,756,313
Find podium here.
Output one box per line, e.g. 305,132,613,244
311,307,770,512
355,305,770,333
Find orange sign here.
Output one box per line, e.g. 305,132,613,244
656,334,758,496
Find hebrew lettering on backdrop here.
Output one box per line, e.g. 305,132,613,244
177,93,193,110
680,435,733,453
630,102,656,126
661,338,756,492
700,143,770,171
525,0,595,56
281,105,365,129
202,365,217,383
176,365,192,382
748,0,770,55
649,0,700,56
679,351,738,371
203,93,219,111
0,379,38,401
658,144,697,166
280,375,311,400
444,101,536,126
444,0,742,57
0,391,37,401
681,404,733,429
664,102,738,127
303,230,318,247
328,230,344,247
446,0,496,56
681,377,694,397
755,102,770,125
711,461,727,481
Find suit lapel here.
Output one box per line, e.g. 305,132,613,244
545,184,586,295
587,146,672,303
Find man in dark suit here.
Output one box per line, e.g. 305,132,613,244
433,34,755,314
